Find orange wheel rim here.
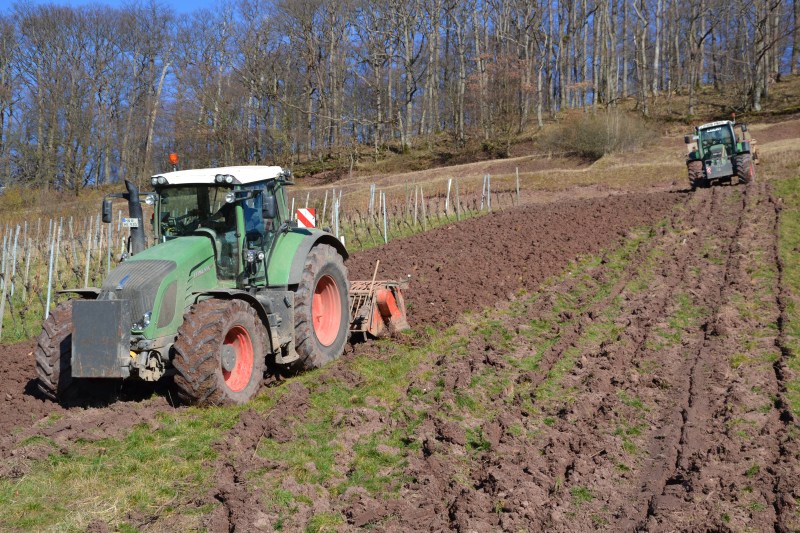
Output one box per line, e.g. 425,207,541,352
222,325,254,392
312,274,341,346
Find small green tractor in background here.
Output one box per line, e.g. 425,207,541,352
684,118,758,189
36,166,408,405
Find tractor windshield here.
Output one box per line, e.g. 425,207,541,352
158,185,233,238
158,185,239,279
700,126,734,156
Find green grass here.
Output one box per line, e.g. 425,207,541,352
570,486,594,506
774,175,800,417
0,408,237,530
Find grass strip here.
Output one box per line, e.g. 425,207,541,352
774,175,800,418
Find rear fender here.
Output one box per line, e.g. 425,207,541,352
268,230,348,287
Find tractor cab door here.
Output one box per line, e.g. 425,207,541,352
242,182,281,285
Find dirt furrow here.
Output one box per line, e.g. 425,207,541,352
633,180,800,531
637,185,750,529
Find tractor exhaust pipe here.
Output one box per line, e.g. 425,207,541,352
125,180,146,256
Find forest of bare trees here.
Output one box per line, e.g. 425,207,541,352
0,0,797,191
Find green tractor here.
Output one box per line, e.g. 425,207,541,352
684,119,757,189
36,166,408,405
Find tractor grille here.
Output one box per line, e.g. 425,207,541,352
99,260,176,325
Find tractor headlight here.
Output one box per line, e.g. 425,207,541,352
157,176,167,185
133,311,152,330
245,250,266,263
144,194,156,206
215,174,235,184
151,177,158,186
225,192,236,203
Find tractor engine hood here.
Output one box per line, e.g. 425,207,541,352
97,236,216,335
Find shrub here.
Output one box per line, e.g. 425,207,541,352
542,111,656,160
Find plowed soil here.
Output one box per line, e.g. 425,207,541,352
2,179,799,531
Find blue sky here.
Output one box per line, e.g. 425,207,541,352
10,0,221,14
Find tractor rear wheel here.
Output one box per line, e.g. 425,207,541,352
35,301,77,401
687,160,704,190
294,244,350,370
734,153,755,184
173,299,266,406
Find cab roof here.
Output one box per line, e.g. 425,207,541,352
698,120,733,130
151,165,287,186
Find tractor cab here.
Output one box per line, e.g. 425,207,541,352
149,166,291,286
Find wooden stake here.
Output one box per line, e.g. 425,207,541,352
455,178,461,221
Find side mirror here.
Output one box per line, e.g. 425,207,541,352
740,124,747,132
684,135,692,144
263,194,278,219
102,198,113,223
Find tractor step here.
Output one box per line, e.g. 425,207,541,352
349,262,410,337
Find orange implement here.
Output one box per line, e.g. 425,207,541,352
349,277,410,338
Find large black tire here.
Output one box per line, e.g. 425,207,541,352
294,244,350,370
734,153,755,184
687,160,704,190
35,301,77,401
173,299,266,406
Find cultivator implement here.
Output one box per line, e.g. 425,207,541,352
349,262,410,338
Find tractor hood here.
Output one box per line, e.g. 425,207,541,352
98,236,218,337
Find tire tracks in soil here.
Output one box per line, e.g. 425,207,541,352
634,181,799,531
634,184,750,529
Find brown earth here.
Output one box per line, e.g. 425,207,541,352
1,178,799,531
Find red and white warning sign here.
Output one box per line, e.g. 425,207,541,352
296,208,316,228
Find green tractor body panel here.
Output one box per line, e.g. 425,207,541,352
115,236,219,340
267,229,348,287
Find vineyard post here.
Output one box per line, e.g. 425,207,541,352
455,178,461,221
330,189,336,226
486,174,492,213
44,226,56,320
305,192,310,209
10,225,19,296
96,224,103,272
382,192,388,244
0,256,8,341
369,183,375,215
414,186,419,227
481,175,487,210
84,215,93,287
334,195,340,238
421,187,427,231
290,197,295,220
54,218,63,289
515,167,520,204
23,223,31,299
446,178,452,217
1,229,6,276
322,189,328,225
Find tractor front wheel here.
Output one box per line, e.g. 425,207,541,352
734,153,755,184
687,160,704,190
294,244,350,370
35,301,77,401
173,299,266,406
